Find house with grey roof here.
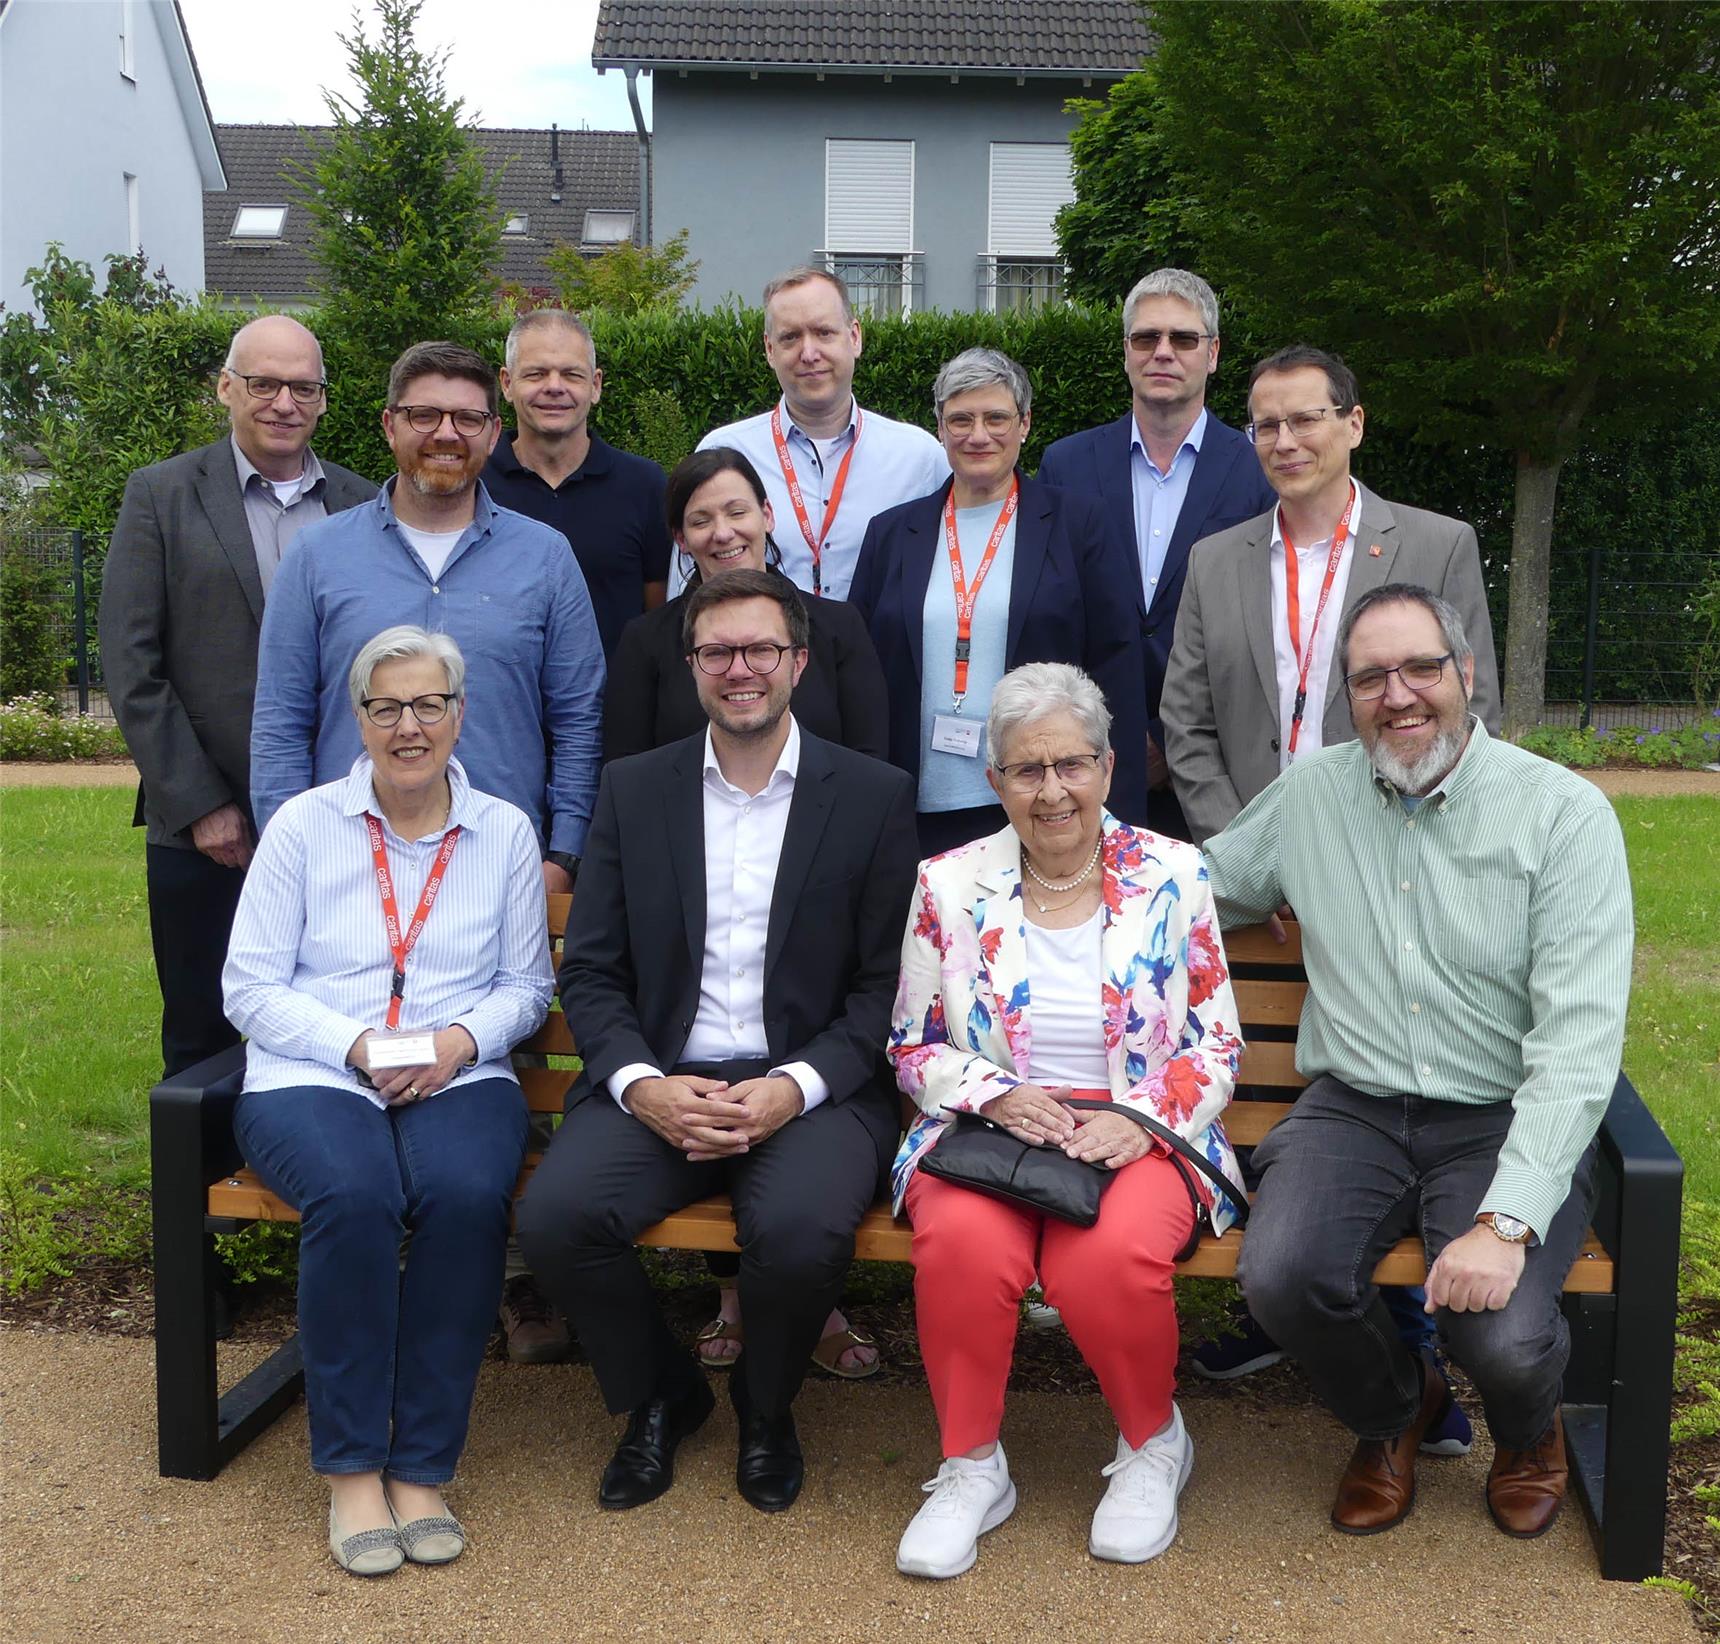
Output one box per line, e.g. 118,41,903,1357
204,124,643,309
0,0,226,314
591,0,1152,314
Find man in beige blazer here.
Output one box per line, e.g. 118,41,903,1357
1162,345,1499,846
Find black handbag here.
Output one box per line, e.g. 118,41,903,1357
917,1097,1248,1230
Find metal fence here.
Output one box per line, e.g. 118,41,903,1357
0,525,111,719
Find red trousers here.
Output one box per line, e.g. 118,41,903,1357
906,1149,1196,1456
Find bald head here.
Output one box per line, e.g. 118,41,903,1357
217,315,328,480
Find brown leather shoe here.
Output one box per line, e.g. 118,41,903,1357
1330,1359,1445,1535
1487,1411,1568,1538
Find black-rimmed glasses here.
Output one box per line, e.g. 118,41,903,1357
1344,655,1454,701
230,372,326,404
360,693,457,727
688,642,796,676
390,405,497,437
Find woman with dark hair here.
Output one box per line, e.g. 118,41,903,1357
604,447,889,761
602,446,890,1378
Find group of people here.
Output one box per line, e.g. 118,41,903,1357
100,263,1630,1582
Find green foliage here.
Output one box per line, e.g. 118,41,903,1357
0,694,130,760
625,386,696,475
543,230,700,315
1671,1199,1720,1447
1690,562,1720,712
0,1167,151,1296
0,557,66,698
1516,714,1720,772
214,1221,302,1288
293,0,503,480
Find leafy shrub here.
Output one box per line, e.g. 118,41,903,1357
1516,715,1720,771
0,694,129,760
0,552,66,698
0,1167,151,1296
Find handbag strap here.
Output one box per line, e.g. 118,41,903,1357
1063,1098,1249,1226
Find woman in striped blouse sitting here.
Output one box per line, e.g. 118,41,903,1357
223,625,553,1577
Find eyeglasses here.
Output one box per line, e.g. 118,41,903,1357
1126,329,1211,354
360,693,458,727
1245,406,1349,446
230,372,326,405
994,753,1105,794
1343,655,1454,701
689,642,797,676
941,410,1021,437
390,405,497,437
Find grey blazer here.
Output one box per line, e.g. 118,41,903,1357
1161,490,1501,845
98,438,376,846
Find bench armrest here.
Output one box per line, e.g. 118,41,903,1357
149,1044,250,1202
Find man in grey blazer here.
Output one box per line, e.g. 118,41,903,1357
100,315,375,1079
1162,345,1499,847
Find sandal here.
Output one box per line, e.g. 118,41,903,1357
696,1314,744,1368
810,1321,882,1380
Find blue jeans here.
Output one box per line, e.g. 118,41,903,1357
235,1078,528,1481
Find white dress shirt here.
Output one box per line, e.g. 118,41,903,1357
1268,480,1362,769
672,396,949,600
223,755,555,1105
606,716,831,1113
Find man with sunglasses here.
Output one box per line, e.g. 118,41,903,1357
1203,584,1631,1542
101,315,376,1081
251,340,604,894
1037,269,1273,841
520,568,917,1515
1161,344,1498,849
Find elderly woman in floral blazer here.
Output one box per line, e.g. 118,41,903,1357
887,662,1246,1581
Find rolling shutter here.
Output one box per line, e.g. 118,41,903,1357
825,140,915,250
988,143,1075,256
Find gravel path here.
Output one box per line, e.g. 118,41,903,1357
1,1328,1697,1644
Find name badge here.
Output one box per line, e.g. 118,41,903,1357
930,714,983,759
366,1031,438,1070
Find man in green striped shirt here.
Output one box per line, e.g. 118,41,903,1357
1204,583,1632,1543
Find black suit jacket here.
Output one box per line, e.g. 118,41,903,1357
559,727,919,1108
1036,412,1274,744
847,472,1150,824
98,438,376,845
604,576,889,763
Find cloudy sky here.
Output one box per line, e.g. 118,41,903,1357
176,0,652,131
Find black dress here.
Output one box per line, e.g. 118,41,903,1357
604,575,890,762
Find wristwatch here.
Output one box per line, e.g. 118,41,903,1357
1479,1212,1533,1244
545,850,580,882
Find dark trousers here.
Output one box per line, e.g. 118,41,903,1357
1237,1075,1597,1449
1146,784,1191,845
146,842,245,1080
519,1061,897,1423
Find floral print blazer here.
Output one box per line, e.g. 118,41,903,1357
888,812,1247,1233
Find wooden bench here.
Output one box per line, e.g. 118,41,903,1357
150,897,1681,1581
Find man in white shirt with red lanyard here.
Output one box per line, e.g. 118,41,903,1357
1162,344,1499,848
671,266,947,602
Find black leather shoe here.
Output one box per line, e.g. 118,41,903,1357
598,1378,715,1510
730,1376,804,1512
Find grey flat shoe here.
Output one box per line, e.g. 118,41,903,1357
388,1496,467,1565
327,1504,404,1577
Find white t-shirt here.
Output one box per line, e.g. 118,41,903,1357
397,520,467,580
1024,909,1110,1088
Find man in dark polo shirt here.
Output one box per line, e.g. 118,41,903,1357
484,308,670,657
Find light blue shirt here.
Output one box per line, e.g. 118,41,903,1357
1130,407,1208,606
251,479,605,855
917,499,1016,812
676,396,949,600
223,755,555,1098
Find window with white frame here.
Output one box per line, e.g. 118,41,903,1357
231,206,288,239
824,139,918,316
583,210,635,244
983,143,1075,313
503,213,529,235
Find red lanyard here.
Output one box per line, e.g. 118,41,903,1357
364,813,461,1030
770,404,862,596
1280,483,1357,754
943,477,1020,704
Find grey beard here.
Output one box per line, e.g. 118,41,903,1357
1369,717,1469,795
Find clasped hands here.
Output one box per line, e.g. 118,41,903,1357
347,1025,477,1105
625,1073,805,1160
978,1084,1151,1171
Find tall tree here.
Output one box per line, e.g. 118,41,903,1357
294,0,502,474
1065,2,1720,731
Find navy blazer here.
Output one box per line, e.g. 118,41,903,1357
847,472,1150,825
1036,412,1274,743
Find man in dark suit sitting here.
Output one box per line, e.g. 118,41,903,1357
520,568,918,1514
99,315,375,1079
1037,269,1273,840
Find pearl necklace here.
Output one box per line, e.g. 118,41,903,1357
1022,839,1102,913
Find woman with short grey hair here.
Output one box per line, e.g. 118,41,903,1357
887,661,1245,1578
850,353,1150,856
225,624,552,1577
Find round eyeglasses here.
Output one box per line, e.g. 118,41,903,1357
390,405,497,437
360,693,457,727
688,642,796,675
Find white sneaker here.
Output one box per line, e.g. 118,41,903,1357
896,1448,1018,1579
1022,1285,1063,1331
1089,1405,1193,1563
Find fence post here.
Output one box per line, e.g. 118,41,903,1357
71,529,90,716
1580,539,1600,731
